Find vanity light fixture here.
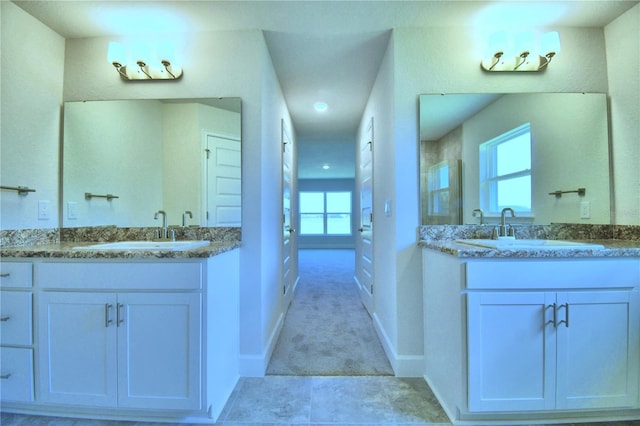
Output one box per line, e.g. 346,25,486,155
108,41,183,81
481,31,560,72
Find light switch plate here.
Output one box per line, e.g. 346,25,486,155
38,200,50,220
580,201,591,219
384,200,392,217
67,201,78,219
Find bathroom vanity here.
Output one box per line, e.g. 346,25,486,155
420,237,640,424
0,240,240,423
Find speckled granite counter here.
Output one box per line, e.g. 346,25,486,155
419,238,640,258
0,240,241,259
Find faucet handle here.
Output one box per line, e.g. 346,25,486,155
508,225,515,237
491,227,499,240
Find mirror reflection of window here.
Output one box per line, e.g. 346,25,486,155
427,161,450,216
479,123,532,215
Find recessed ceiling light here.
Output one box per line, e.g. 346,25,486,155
314,102,328,112
322,164,330,170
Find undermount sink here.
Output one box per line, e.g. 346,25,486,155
73,240,210,251
455,238,605,250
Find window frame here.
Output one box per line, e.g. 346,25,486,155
479,123,532,216
299,191,352,236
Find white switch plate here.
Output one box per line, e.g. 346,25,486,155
67,201,78,219
38,200,50,220
580,201,591,219
384,199,392,217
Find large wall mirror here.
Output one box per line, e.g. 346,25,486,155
420,93,611,225
63,98,241,228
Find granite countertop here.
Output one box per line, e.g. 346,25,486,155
0,240,242,259
419,239,640,258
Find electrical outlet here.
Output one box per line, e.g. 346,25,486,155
580,201,591,219
38,200,50,220
67,201,78,219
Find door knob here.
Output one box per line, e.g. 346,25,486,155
358,227,364,232
288,227,295,233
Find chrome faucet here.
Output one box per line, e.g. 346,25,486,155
182,210,193,227
498,207,515,237
154,210,168,239
472,208,484,225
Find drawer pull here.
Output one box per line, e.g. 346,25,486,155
0,316,10,322
0,273,10,278
0,373,11,379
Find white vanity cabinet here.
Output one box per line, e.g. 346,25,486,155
38,291,201,410
468,289,638,412
0,261,35,403
423,249,640,424
1,248,239,423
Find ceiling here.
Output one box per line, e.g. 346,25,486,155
13,1,638,178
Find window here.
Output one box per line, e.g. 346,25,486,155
427,161,450,216
479,123,532,215
300,191,352,235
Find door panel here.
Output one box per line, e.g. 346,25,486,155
356,118,374,315
282,120,295,307
38,292,118,406
204,133,241,226
117,293,202,410
556,290,639,409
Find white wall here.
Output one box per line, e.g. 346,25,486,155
606,3,640,225
0,2,65,230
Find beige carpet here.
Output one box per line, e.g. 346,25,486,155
266,249,394,376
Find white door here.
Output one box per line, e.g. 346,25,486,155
467,291,557,412
117,292,202,410
356,117,374,315
204,133,241,226
38,292,118,407
556,290,639,410
281,120,295,306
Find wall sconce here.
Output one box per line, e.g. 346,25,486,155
481,31,560,72
108,41,183,81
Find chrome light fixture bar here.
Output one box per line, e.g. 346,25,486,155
108,41,183,81
481,31,560,72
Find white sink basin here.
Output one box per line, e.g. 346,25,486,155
455,239,605,250
73,240,210,252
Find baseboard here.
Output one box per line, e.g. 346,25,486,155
372,313,424,377
238,312,285,377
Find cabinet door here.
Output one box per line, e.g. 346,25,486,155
117,293,202,410
556,290,639,409
468,291,556,412
38,292,118,406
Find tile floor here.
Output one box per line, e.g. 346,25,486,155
2,376,640,425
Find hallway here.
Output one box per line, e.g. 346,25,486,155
267,249,392,375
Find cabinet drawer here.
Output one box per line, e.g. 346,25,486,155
0,291,33,345
0,262,33,288
37,261,202,290
0,347,34,402
465,258,640,290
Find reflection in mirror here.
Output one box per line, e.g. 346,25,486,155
420,93,611,225
63,98,241,228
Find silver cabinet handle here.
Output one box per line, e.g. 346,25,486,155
1,373,11,379
105,303,113,327
558,303,569,327
0,316,10,322
0,273,10,278
545,304,556,327
117,303,124,326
